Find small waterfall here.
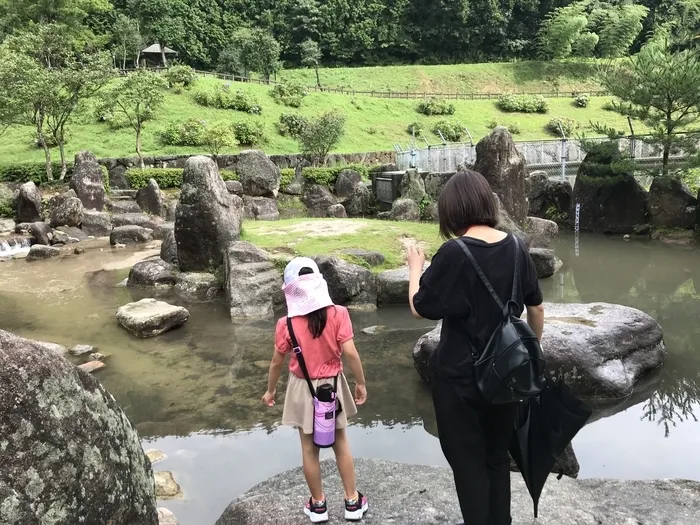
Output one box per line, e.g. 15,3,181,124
0,237,31,258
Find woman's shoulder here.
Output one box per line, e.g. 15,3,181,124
329,304,350,318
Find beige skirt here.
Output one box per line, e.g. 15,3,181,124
282,372,358,434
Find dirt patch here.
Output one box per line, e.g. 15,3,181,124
250,219,368,238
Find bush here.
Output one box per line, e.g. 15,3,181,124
277,113,308,138
0,200,13,218
486,120,521,135
406,121,424,136
194,84,262,114
232,121,267,146
575,93,590,108
681,168,700,195
545,116,578,137
0,162,75,185
301,164,370,186
416,98,455,116
497,94,549,114
432,120,463,142
270,82,308,108
280,168,296,191
159,118,208,147
164,66,197,89
297,111,346,161
125,167,238,189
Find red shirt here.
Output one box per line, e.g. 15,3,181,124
275,305,354,379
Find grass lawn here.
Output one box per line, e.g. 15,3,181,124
0,73,636,165
241,218,443,271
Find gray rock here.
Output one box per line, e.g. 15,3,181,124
237,150,281,197
342,249,386,267
414,302,666,400
334,169,363,201
377,211,391,220
69,150,106,211
16,181,42,223
244,196,280,221
136,179,165,216
112,213,162,230
313,256,377,309
116,298,190,338
524,217,558,249
158,508,179,525
399,169,426,203
326,203,348,218
345,184,372,217
29,222,53,245
26,244,60,261
70,344,95,356
495,193,529,246
217,458,700,525
301,184,337,214
160,231,178,265
55,226,88,242
225,242,283,319
648,176,698,230
529,248,563,279
225,180,243,196
108,164,129,189
377,264,429,306
152,222,174,241
74,246,85,255
0,329,158,525
81,210,112,237
424,172,455,200
421,201,438,222
527,171,572,221
176,156,243,272
50,196,83,228
154,471,182,499
128,257,179,287
389,198,420,221
174,272,221,302
475,127,528,224
165,200,178,222
110,225,153,245
0,218,15,235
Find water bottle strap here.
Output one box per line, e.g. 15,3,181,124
287,317,317,398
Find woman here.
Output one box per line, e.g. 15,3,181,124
407,171,545,525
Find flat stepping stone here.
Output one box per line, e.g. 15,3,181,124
78,361,106,374
116,298,190,338
154,471,183,499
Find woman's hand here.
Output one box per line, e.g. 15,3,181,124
354,383,367,405
262,390,276,407
407,244,426,271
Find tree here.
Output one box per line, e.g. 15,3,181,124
112,14,142,69
250,29,282,83
599,39,700,175
297,111,345,164
219,28,281,82
203,123,235,158
101,69,167,167
300,39,322,88
128,0,186,66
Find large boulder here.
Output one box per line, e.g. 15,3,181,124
237,150,281,197
81,210,112,237
342,249,385,267
50,196,83,228
474,127,528,224
225,180,243,196
301,184,337,214
389,198,420,221
108,164,129,189
152,222,174,241
136,178,165,216
326,204,348,218
527,171,572,222
334,169,363,201
112,213,162,230
116,298,190,338
174,272,221,302
313,256,377,309
127,257,179,287
345,184,372,217
494,193,528,245
648,176,697,229
29,222,53,245
243,196,280,221
110,225,152,245
16,182,42,223
524,217,559,249
414,303,666,400
160,230,178,265
26,244,60,261
176,156,243,272
216,458,700,525
69,150,105,211
377,264,429,306
225,241,283,319
529,248,563,279
399,170,426,203
107,199,142,214
0,329,158,525
424,172,455,200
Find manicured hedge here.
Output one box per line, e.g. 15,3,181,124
0,162,75,185
301,164,370,186
280,168,296,191
125,167,239,189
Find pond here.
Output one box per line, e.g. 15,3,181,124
0,232,699,525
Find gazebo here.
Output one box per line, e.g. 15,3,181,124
140,44,179,67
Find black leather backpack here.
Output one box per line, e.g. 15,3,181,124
457,236,546,404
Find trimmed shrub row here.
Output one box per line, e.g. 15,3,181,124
302,164,370,186
497,94,549,114
159,118,268,148
0,162,109,191
125,167,239,189
416,98,455,116
280,168,296,191
194,85,262,114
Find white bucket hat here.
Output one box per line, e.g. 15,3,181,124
282,257,334,317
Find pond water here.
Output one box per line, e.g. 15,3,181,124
0,232,699,525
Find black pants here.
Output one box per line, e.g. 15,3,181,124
432,378,517,525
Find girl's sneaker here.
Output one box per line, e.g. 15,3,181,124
344,492,368,521
304,498,329,523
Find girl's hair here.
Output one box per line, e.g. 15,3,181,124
438,170,498,239
298,267,328,338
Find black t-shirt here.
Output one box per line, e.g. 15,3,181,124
413,234,543,385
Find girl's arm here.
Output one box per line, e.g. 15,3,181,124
341,339,367,405
263,350,287,406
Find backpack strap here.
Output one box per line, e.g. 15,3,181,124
287,317,317,398
510,236,522,303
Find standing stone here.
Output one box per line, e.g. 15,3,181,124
161,230,178,265
165,200,178,222
527,171,572,221
474,127,528,224
334,170,363,201
524,217,559,249
301,184,338,215
399,170,426,203
81,210,112,237
69,151,106,211
29,222,53,245
389,198,420,221
648,177,697,230
237,150,281,197
116,298,190,338
17,181,42,223
494,193,529,246
137,178,165,216
175,156,243,272
346,184,372,217
424,172,455,200
50,196,83,228
0,329,158,525
109,164,130,189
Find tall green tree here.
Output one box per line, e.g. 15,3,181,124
250,29,281,83
112,13,142,69
127,0,185,66
300,39,322,88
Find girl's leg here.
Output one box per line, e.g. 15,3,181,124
332,428,358,500
300,430,324,501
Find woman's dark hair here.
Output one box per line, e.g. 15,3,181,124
298,267,328,339
438,170,498,239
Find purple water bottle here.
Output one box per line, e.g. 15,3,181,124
313,383,337,448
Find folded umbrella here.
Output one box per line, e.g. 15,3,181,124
510,376,592,518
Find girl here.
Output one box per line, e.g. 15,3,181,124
406,171,545,525
262,257,369,523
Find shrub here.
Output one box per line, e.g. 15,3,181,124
280,168,296,191
575,93,590,108
164,65,197,89
126,168,184,189
277,113,308,138
0,162,75,185
486,120,521,135
297,111,346,161
681,168,700,195
545,116,578,137
232,121,267,146
194,84,262,114
406,121,424,136
159,118,208,147
301,164,370,186
432,120,463,142
203,123,235,156
270,82,308,107
497,94,549,114
0,200,13,218
487,119,499,130
416,98,455,116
